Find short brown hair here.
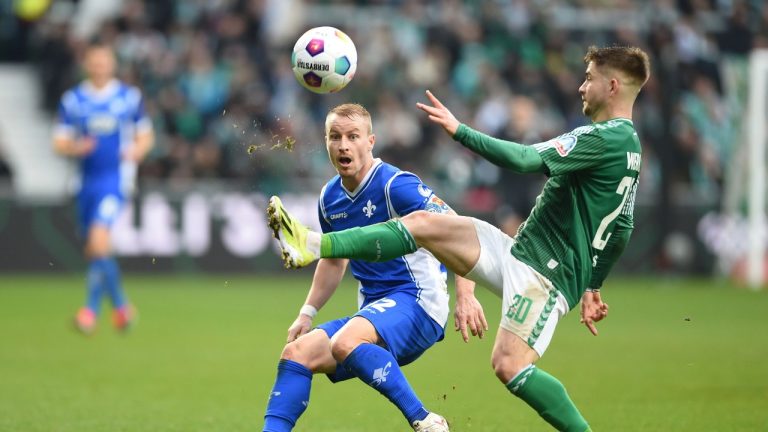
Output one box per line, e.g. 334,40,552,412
584,45,650,87
326,103,372,134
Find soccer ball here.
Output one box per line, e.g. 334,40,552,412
291,26,357,94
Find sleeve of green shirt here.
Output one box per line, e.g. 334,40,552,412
589,214,633,290
453,124,546,173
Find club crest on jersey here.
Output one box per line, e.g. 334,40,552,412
363,200,377,218
553,135,577,157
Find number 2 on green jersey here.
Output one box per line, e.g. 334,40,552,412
592,176,635,250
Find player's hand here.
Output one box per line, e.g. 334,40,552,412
122,144,144,162
416,90,461,137
287,313,313,342
454,294,488,343
73,136,96,157
580,290,609,336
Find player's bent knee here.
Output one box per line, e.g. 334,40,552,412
280,341,301,361
492,359,517,383
491,353,529,383
401,210,435,243
329,335,363,363
280,340,316,369
86,230,112,258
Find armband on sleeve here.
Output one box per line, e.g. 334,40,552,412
424,194,452,214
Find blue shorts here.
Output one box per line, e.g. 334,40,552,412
76,189,124,234
317,291,445,383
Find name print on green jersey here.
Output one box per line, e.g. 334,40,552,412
626,152,641,171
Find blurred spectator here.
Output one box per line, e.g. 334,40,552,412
674,73,734,201
0,132,12,179
24,0,755,222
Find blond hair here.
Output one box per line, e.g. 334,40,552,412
325,103,373,135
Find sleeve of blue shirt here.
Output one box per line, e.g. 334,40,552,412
134,94,146,123
55,94,76,136
129,88,152,132
387,173,431,217
318,199,332,233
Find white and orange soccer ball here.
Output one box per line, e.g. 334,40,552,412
291,26,357,94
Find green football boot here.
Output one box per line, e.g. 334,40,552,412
267,196,318,269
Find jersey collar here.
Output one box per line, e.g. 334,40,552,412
342,158,382,199
81,79,120,101
601,117,633,125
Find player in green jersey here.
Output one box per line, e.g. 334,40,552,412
268,45,650,431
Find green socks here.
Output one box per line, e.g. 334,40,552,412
507,365,590,432
320,219,418,262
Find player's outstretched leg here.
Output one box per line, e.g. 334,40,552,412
268,196,418,268
267,196,320,268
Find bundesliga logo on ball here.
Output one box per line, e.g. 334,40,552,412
291,26,358,94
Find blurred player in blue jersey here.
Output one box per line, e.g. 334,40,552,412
262,104,487,432
53,44,154,335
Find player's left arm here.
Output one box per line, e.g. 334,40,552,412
125,129,154,162
123,89,155,162
388,174,487,342
416,91,546,174
453,269,487,342
581,214,633,336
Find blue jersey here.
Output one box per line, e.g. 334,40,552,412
318,159,451,326
55,79,151,197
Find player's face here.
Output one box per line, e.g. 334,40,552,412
325,113,375,187
84,48,116,83
578,61,610,119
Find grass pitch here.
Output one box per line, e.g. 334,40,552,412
0,274,766,431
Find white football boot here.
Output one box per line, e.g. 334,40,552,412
412,412,449,432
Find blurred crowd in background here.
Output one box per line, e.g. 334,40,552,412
0,0,766,272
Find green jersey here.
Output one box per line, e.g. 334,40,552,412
510,118,641,308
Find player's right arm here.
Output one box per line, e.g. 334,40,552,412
53,135,95,157
286,257,348,342
53,92,95,158
416,90,545,173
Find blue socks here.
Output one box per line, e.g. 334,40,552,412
342,343,428,424
263,360,313,432
100,258,126,309
263,346,428,431
85,259,105,313
85,258,126,313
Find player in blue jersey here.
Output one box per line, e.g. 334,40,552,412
262,104,486,432
53,44,154,335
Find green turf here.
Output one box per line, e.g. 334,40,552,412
0,274,767,431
